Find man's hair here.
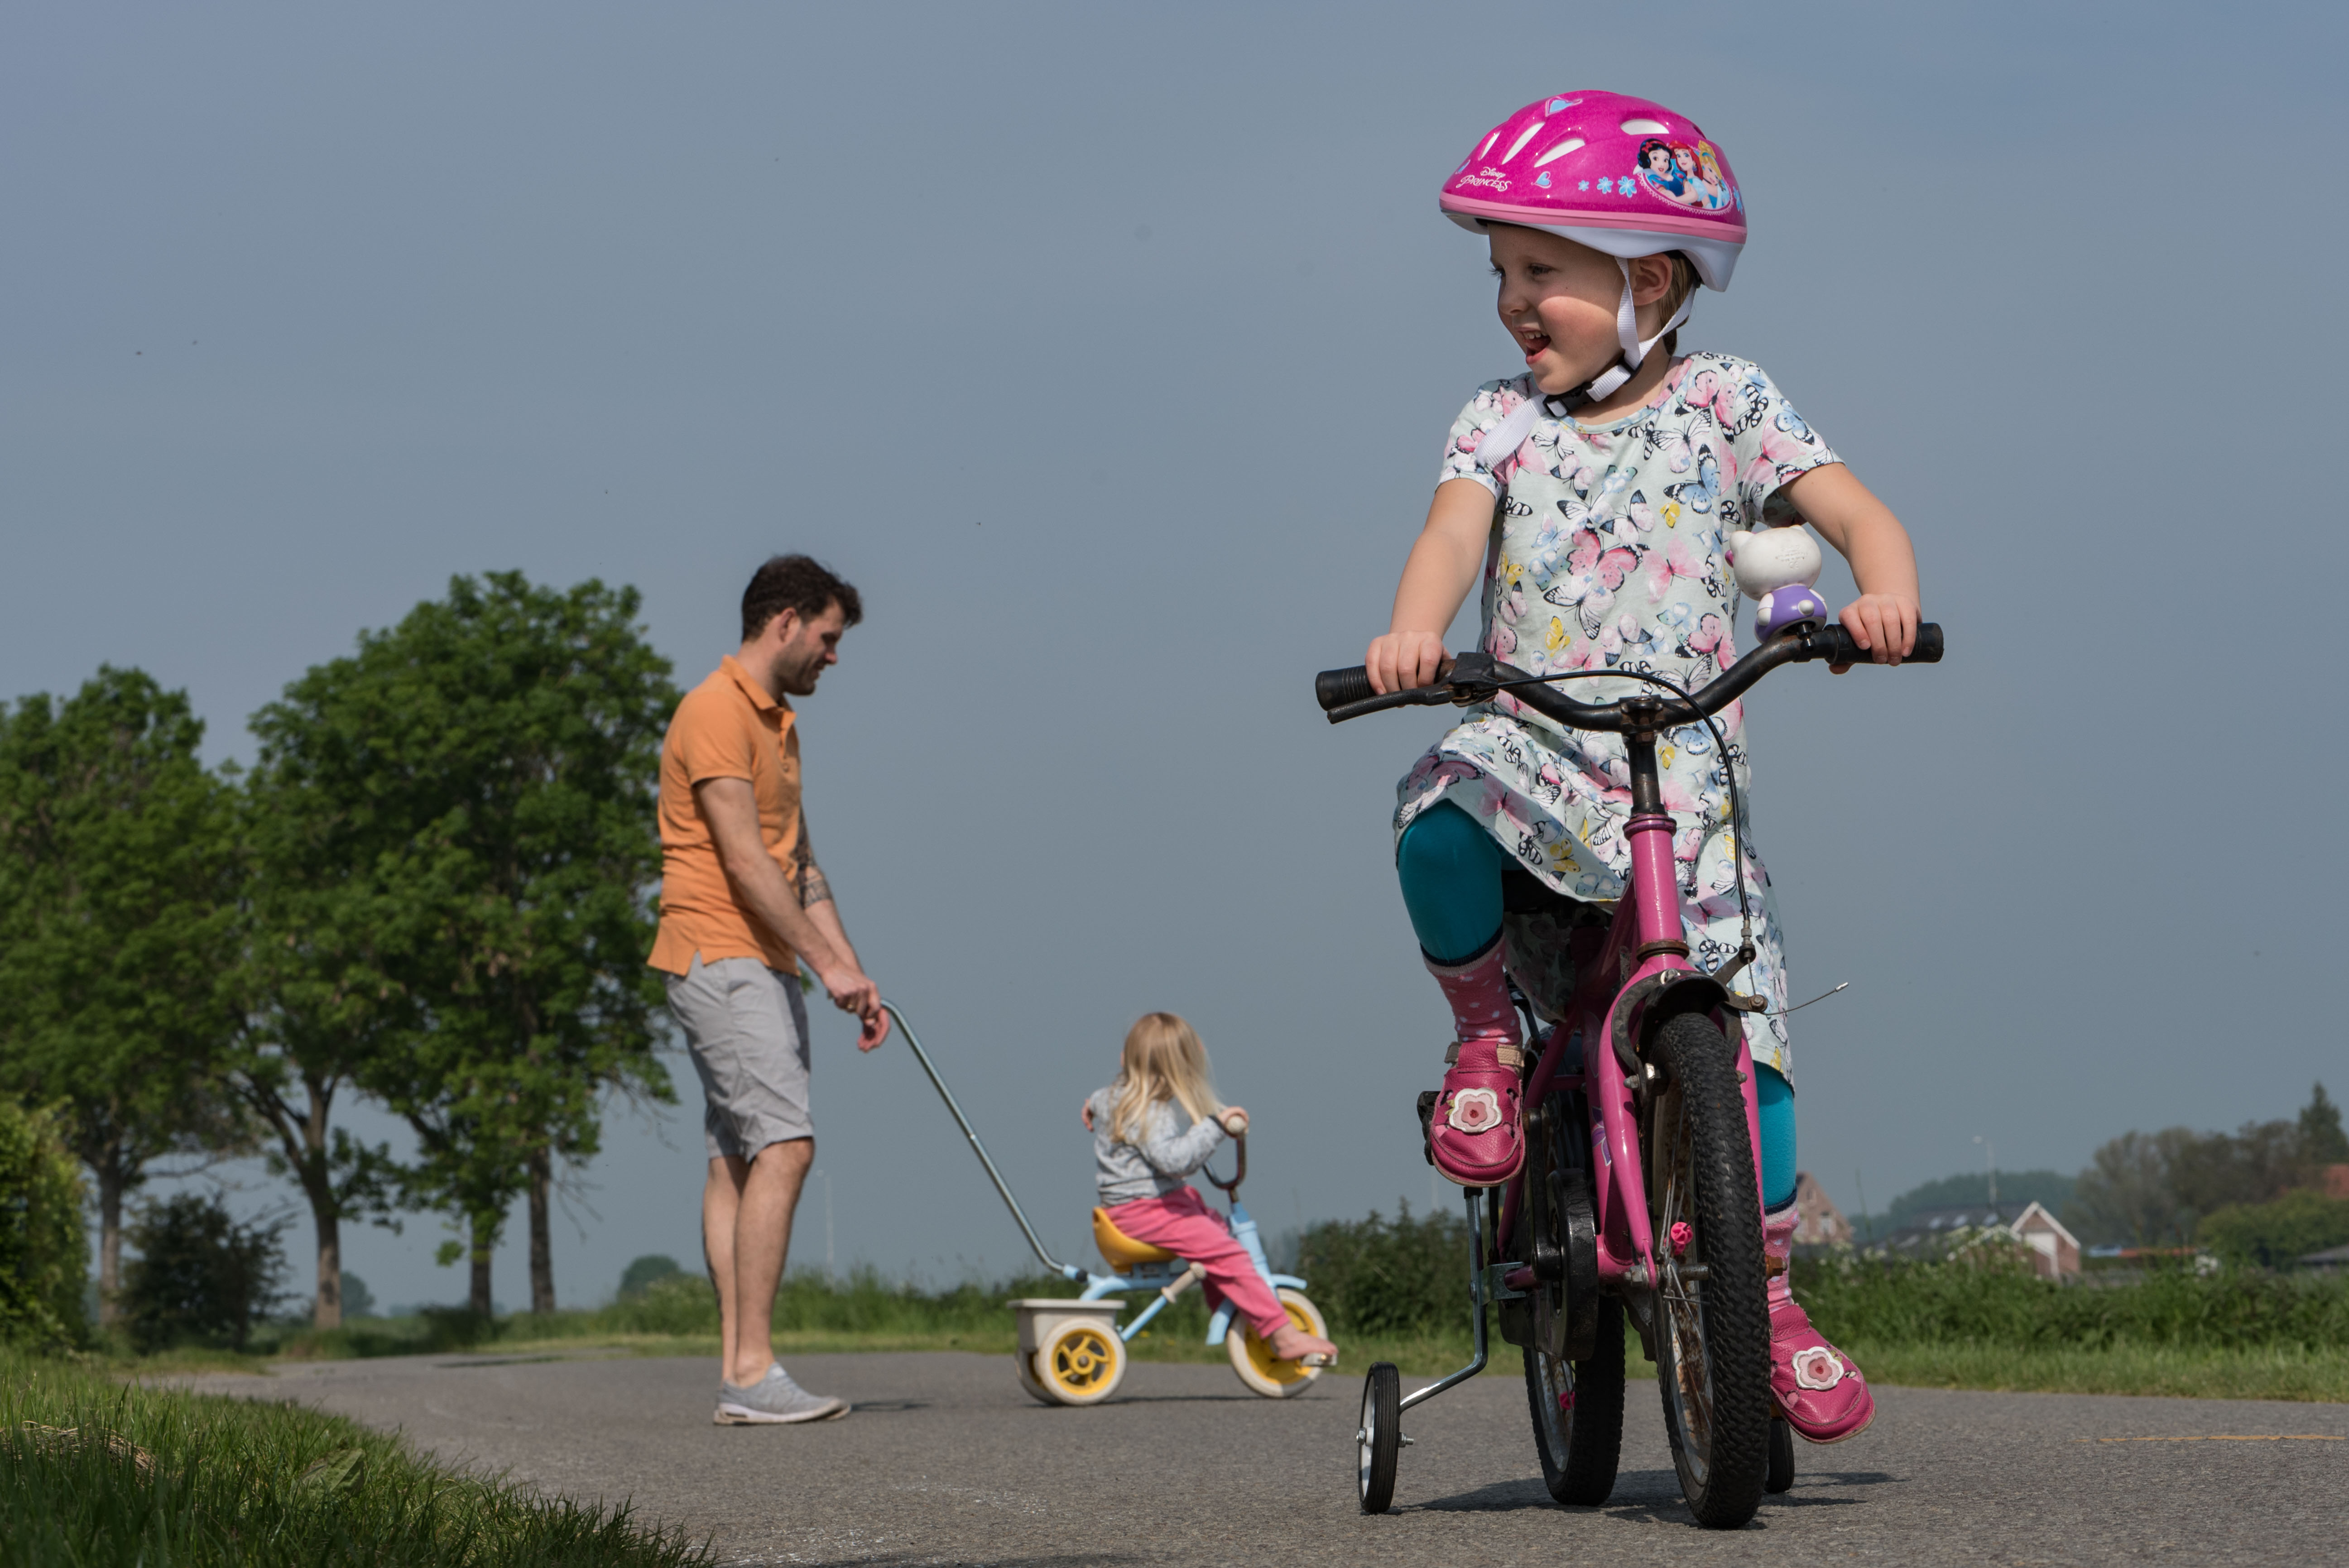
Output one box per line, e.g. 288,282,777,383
741,555,863,641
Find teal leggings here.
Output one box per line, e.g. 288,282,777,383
1398,802,1797,1209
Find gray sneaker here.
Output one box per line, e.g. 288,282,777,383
715,1364,849,1425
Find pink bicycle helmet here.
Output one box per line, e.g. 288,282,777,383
1442,92,1747,411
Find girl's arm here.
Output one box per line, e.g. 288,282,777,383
1782,464,1921,671
1134,1104,1227,1178
1366,478,1500,694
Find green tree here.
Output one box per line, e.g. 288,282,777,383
2300,1082,2349,1166
0,668,248,1326
249,573,678,1315
2198,1191,2349,1270
0,1099,88,1348
235,719,426,1330
119,1191,291,1351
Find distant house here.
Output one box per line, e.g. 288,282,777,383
2321,1165,2349,1201
1877,1204,2017,1256
1790,1171,1851,1246
2301,1243,2349,1272
2009,1201,2080,1280
1871,1201,2080,1278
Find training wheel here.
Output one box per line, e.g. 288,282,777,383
1228,1287,1329,1399
1358,1362,1401,1513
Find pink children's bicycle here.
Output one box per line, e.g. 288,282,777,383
1316,619,1941,1529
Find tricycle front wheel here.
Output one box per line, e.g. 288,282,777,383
1228,1288,1328,1398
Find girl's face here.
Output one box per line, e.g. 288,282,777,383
1643,146,1672,173
1489,226,1673,396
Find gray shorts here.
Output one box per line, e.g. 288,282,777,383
666,955,812,1160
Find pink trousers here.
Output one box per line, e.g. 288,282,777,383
1105,1187,1291,1339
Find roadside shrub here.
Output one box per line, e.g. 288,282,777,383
119,1193,291,1352
1294,1203,1473,1338
0,1099,87,1349
2198,1191,2349,1270
618,1253,683,1299
601,1272,719,1335
1800,1251,2349,1352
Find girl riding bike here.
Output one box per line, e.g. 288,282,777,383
1365,91,1920,1447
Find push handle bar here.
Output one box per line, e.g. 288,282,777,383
880,1001,1073,1278
1315,620,1943,729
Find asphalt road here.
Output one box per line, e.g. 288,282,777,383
188,1351,2347,1566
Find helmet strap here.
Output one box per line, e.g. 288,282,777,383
1470,259,1697,473
1582,258,1694,402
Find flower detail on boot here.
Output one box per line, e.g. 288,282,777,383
1430,1039,1523,1186
1447,1088,1503,1133
1790,1344,1848,1391
1764,1201,1874,1443
1422,939,1525,1188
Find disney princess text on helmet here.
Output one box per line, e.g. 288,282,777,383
1441,91,1748,454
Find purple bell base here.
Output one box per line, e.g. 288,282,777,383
1756,585,1828,641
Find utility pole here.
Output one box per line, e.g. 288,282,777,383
1974,1135,1999,1213
815,1169,835,1278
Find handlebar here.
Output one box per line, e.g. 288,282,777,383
1203,1131,1247,1197
1315,621,1942,730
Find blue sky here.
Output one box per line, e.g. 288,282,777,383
5,1,2343,1309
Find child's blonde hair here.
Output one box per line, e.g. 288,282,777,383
1108,1012,1222,1145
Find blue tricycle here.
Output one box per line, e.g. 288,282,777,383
885,1002,1329,1406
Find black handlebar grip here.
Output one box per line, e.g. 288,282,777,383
1315,666,1375,711
1806,621,1943,666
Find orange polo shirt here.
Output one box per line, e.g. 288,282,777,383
648,655,808,975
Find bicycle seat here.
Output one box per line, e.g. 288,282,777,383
1091,1207,1181,1269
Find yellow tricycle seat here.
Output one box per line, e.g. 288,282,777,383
1092,1206,1181,1270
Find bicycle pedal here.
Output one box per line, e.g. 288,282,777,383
1414,1090,1438,1166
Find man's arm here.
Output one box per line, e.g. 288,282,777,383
796,835,892,1051
694,777,886,1045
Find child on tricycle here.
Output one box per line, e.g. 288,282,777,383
1082,1013,1338,1368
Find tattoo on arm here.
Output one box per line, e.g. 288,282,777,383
797,855,834,909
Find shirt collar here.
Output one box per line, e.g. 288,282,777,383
720,654,793,717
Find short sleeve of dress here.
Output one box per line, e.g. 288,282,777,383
1436,380,1520,498
1721,361,1840,530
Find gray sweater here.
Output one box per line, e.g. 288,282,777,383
1087,1084,1227,1205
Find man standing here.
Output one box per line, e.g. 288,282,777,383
651,555,890,1424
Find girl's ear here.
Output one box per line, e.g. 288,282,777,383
1629,254,1677,307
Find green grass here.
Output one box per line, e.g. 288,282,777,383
0,1348,704,1567
1838,1338,2349,1402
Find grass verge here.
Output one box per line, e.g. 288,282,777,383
0,1348,704,1567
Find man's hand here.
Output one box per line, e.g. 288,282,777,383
1831,592,1920,673
814,961,890,1050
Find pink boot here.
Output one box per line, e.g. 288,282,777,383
1764,1202,1873,1443
1424,940,1525,1187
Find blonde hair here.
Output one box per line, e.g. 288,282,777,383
1108,1012,1222,1146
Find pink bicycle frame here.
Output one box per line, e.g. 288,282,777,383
1500,710,1766,1293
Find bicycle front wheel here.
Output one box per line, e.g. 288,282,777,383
1647,1010,1772,1529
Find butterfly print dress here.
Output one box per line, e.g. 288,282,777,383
1395,354,1837,1079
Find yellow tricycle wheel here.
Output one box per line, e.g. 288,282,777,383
1228,1287,1329,1398
1035,1319,1127,1405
